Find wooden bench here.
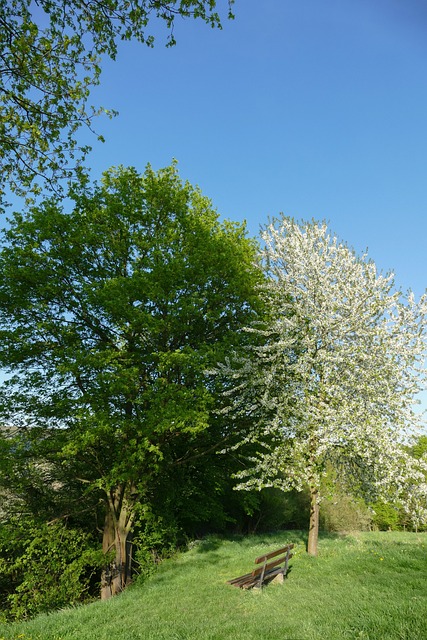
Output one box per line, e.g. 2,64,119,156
227,543,294,589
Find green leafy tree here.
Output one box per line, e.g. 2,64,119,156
0,162,261,598
370,500,401,531
402,435,427,531
216,217,427,555
410,435,427,460
370,437,427,532
0,0,234,204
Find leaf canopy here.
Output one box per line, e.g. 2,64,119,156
0,0,234,204
0,162,261,495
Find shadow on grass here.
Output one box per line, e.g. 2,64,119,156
193,529,318,554
192,536,224,553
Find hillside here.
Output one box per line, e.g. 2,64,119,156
0,531,426,640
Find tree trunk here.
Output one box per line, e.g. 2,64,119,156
307,486,319,556
101,508,115,600
100,484,135,600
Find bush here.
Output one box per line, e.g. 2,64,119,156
249,488,311,532
131,506,184,583
0,518,104,621
320,493,372,532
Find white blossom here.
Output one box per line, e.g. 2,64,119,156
217,217,427,533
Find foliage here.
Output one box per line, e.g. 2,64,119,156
402,435,427,531
226,487,310,534
132,508,182,580
368,436,427,532
361,436,427,532
0,517,104,621
0,427,105,619
410,434,427,459
320,493,372,532
370,500,402,531
0,0,234,204
0,161,262,596
215,217,427,553
0,426,101,530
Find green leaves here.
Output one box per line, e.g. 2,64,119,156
0,161,263,604
0,518,104,620
0,160,261,523
0,1,234,205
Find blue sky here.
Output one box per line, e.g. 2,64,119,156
78,0,427,299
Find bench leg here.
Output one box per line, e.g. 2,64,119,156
257,563,266,588
270,572,284,585
284,549,290,577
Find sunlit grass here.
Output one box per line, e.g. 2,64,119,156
0,531,426,640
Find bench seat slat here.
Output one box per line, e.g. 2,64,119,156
227,571,254,586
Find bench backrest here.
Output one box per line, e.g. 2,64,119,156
254,543,294,565
251,544,294,578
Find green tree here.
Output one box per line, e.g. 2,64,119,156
0,162,261,598
410,435,427,460
216,217,427,556
0,0,234,204
403,435,427,531
369,437,427,532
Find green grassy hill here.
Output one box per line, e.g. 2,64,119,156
1,531,426,640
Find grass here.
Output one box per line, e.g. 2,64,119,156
0,531,426,640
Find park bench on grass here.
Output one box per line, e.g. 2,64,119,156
227,543,294,589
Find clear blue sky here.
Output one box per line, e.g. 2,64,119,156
80,0,427,299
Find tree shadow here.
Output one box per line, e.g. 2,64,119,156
193,529,314,554
191,535,224,554
196,529,348,552
237,529,308,550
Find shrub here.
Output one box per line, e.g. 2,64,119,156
0,518,104,620
320,493,372,532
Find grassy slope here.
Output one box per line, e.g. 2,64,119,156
0,531,426,640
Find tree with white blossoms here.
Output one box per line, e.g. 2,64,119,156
217,217,427,555
400,437,427,532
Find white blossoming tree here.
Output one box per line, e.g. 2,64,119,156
218,217,427,555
